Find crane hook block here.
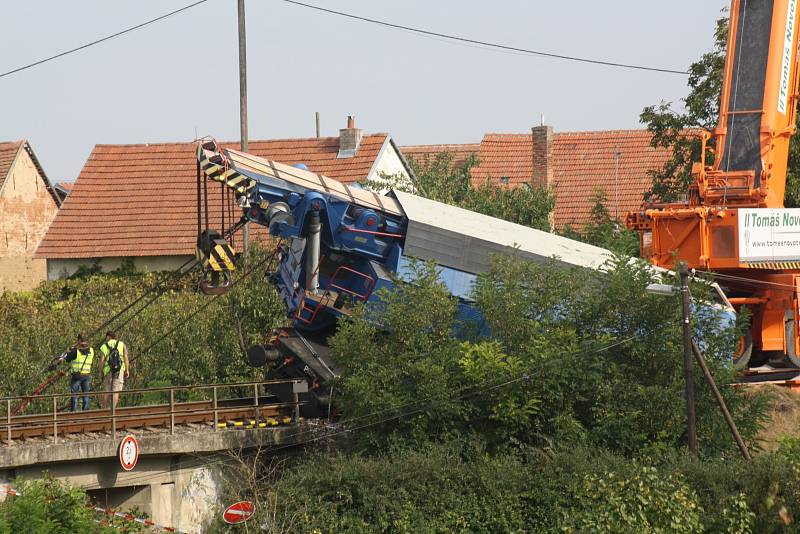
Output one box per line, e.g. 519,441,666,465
196,229,236,295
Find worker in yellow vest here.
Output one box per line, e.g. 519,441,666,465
99,330,130,409
64,333,94,411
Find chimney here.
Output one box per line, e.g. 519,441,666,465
531,124,553,187
338,115,363,158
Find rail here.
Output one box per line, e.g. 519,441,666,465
1,379,304,445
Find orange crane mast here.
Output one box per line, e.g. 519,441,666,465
627,0,800,367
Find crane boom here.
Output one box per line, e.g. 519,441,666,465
699,0,800,208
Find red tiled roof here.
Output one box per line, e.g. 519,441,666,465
552,130,673,228
0,141,23,191
56,182,74,191
468,130,674,228
400,143,480,169
471,134,533,185
36,134,389,259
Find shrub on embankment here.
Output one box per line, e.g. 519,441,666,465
0,476,144,533
0,246,285,402
211,255,787,533
219,441,800,534
330,255,767,456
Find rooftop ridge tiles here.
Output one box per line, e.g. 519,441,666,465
90,133,389,149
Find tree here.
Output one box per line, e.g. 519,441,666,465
0,477,143,533
640,16,727,202
641,13,800,206
560,190,640,256
329,254,768,455
374,151,555,231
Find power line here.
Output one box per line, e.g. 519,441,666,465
277,0,690,76
0,0,212,80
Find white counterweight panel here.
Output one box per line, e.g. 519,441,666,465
391,189,613,274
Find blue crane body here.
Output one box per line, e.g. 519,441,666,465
195,141,734,415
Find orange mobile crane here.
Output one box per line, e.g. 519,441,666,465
627,0,800,367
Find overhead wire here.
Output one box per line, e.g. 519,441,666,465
277,0,690,76
703,270,800,290
1,0,694,80
88,257,199,340
0,0,212,79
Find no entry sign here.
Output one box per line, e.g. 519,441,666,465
118,435,139,471
222,501,255,524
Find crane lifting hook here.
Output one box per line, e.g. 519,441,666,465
196,229,237,295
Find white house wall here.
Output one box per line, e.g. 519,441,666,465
367,138,412,192
47,256,192,280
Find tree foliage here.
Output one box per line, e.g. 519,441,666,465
0,477,143,533
329,255,767,455
641,14,800,206
373,151,555,231
641,17,726,202
560,190,640,256
0,244,286,404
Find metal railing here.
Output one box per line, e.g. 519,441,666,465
0,379,305,446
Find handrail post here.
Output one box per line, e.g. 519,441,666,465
293,383,300,425
6,400,10,446
169,389,175,435
111,396,117,441
253,383,259,426
52,397,58,444
212,386,218,431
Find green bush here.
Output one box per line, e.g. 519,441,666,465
0,244,286,406
263,443,532,534
0,477,143,533
248,444,800,534
330,254,769,455
563,466,703,533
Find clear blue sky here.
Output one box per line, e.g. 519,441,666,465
0,0,727,182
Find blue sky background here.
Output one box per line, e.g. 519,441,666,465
0,0,727,182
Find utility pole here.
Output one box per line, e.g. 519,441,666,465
679,261,698,455
316,112,321,138
237,0,250,256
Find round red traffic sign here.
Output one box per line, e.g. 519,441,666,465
223,501,255,524
118,435,139,471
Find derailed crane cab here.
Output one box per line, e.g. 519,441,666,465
198,138,699,417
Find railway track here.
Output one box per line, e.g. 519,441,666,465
735,366,800,388
1,379,301,444
5,397,293,442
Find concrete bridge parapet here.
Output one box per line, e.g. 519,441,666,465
0,424,307,533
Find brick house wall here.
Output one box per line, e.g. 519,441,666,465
0,143,60,291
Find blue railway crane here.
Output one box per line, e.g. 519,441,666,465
195,140,735,416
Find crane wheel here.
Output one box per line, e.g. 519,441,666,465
784,320,800,369
733,330,753,369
